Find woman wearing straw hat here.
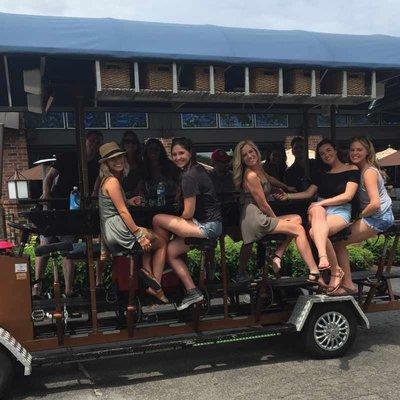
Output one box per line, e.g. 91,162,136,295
98,141,168,303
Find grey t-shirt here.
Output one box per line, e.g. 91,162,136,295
181,164,222,223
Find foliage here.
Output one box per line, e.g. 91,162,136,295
23,234,392,293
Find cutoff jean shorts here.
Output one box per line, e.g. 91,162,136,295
318,197,352,224
362,208,394,233
193,219,222,240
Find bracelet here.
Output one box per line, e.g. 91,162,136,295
287,193,291,201
133,228,144,240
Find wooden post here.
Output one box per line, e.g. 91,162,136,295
278,68,283,96
371,71,377,99
3,56,12,107
209,65,215,94
95,61,102,92
74,95,98,334
0,123,5,239
330,105,336,142
302,110,310,178
134,62,140,92
172,62,178,93
342,71,348,98
244,67,250,95
311,70,317,97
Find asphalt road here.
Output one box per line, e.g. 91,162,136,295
9,309,400,400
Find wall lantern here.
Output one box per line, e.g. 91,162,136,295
7,170,29,200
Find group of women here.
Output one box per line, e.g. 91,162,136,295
98,133,394,311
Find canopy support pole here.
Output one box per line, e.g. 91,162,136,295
74,96,98,334
330,105,336,142
302,109,310,178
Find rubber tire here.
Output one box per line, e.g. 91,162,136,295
0,349,15,399
302,303,358,359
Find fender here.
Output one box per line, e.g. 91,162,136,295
0,327,32,375
288,294,370,331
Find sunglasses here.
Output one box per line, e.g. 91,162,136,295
123,139,138,145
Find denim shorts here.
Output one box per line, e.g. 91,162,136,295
318,198,351,224
193,219,222,239
362,208,394,233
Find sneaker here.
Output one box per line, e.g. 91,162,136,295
176,288,204,311
235,270,251,285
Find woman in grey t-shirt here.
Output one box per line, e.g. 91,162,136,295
334,136,394,295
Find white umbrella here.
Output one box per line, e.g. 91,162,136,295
376,146,397,160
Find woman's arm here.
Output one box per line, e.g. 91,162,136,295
104,178,140,234
267,174,296,192
181,196,196,219
315,182,358,207
360,169,381,217
245,171,276,217
275,185,317,201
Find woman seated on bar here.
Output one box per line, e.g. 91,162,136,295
98,141,168,303
275,139,360,294
232,140,322,285
333,137,394,295
152,137,222,310
121,130,145,201
143,138,180,200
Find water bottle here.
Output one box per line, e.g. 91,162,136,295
156,182,166,207
69,186,80,210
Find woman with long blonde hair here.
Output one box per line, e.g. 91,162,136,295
98,141,169,303
233,140,322,285
333,136,394,295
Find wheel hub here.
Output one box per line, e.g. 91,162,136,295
314,311,350,351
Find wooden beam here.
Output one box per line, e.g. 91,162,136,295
133,62,140,92
371,70,377,99
172,62,178,93
342,70,348,98
3,56,12,107
244,67,250,95
311,70,317,97
95,60,102,92
278,68,283,96
209,65,215,94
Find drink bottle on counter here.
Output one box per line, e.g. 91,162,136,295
69,186,80,210
157,181,166,207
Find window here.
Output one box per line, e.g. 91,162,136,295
108,112,148,129
317,114,348,127
255,114,288,128
219,113,253,128
67,111,107,129
181,113,217,129
25,112,65,129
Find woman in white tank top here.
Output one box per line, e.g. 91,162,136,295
333,136,394,295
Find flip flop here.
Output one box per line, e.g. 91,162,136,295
138,268,161,291
146,287,169,304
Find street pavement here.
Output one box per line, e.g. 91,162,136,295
10,309,400,400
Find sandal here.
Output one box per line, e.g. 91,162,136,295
146,287,169,304
272,254,282,275
138,268,161,291
318,255,331,271
307,272,325,287
326,267,345,294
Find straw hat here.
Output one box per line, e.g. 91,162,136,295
99,141,126,163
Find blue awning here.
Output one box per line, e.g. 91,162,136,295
1,12,400,69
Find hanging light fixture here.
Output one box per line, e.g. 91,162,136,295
7,170,29,200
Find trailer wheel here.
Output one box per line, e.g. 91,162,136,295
302,303,357,359
0,349,14,399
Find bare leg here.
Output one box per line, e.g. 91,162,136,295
308,205,331,269
63,258,75,295
33,255,49,296
272,214,302,271
333,220,377,294
272,219,320,283
167,237,196,290
144,235,167,284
